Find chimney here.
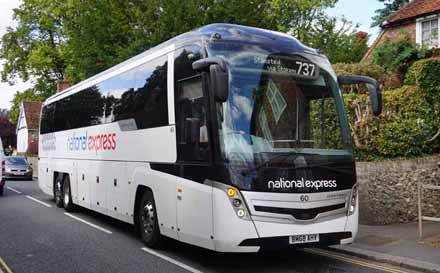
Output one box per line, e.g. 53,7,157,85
56,80,71,93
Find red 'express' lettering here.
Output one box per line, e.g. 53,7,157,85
88,133,117,151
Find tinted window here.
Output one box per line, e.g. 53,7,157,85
40,54,169,134
103,55,169,129
40,104,55,134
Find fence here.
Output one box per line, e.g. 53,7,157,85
418,182,440,239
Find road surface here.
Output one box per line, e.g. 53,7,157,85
0,179,415,273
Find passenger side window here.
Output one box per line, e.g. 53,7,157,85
174,46,210,162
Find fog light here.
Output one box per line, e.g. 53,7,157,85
237,209,245,217
232,199,242,207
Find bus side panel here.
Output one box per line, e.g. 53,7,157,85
38,157,51,196
52,158,73,180
176,179,214,250
128,163,178,239
105,161,131,223
76,160,91,209
90,161,107,215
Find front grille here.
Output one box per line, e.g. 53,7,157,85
254,203,346,220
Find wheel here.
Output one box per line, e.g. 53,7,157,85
54,175,64,208
0,186,3,196
63,175,75,212
137,191,162,248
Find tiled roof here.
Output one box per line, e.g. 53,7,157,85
386,0,440,26
22,101,42,130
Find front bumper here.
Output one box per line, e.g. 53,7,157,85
239,231,352,251
211,187,358,253
5,171,33,179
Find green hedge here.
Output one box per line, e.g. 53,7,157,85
333,62,399,93
343,85,440,161
404,58,440,93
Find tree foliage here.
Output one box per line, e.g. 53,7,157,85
372,36,428,73
1,0,366,109
8,89,44,124
371,0,409,27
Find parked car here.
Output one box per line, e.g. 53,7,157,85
0,137,5,195
4,156,33,180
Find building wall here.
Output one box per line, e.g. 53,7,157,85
27,130,39,155
16,128,28,154
356,154,440,224
363,21,417,61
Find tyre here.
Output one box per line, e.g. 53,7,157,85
62,175,75,212
0,186,3,196
54,175,64,208
137,191,162,248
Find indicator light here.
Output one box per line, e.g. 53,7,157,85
227,188,236,197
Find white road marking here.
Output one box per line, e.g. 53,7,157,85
64,213,113,234
141,247,203,273
7,186,22,194
25,195,52,207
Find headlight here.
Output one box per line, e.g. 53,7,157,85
347,184,358,216
206,180,251,220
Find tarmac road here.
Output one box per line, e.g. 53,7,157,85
0,179,418,273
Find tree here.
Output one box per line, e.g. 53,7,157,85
1,0,363,99
267,0,337,44
312,18,369,63
0,116,16,149
8,89,44,124
0,0,66,98
371,0,409,27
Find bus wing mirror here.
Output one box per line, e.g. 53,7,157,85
192,57,227,71
193,58,229,102
338,75,382,116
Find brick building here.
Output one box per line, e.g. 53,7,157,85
364,0,440,60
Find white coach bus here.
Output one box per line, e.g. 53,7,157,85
39,24,381,252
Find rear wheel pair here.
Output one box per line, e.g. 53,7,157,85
54,174,75,212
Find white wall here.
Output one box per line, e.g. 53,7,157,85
17,128,28,153
16,104,28,154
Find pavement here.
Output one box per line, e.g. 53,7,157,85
0,179,426,273
330,221,440,272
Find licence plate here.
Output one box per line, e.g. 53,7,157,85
289,234,319,244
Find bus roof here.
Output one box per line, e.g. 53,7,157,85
45,23,320,105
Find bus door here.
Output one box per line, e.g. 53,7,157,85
174,46,215,250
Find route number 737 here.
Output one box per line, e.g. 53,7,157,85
296,61,316,77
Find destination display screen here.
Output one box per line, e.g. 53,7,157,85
252,56,319,79
208,42,320,80
232,54,320,80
